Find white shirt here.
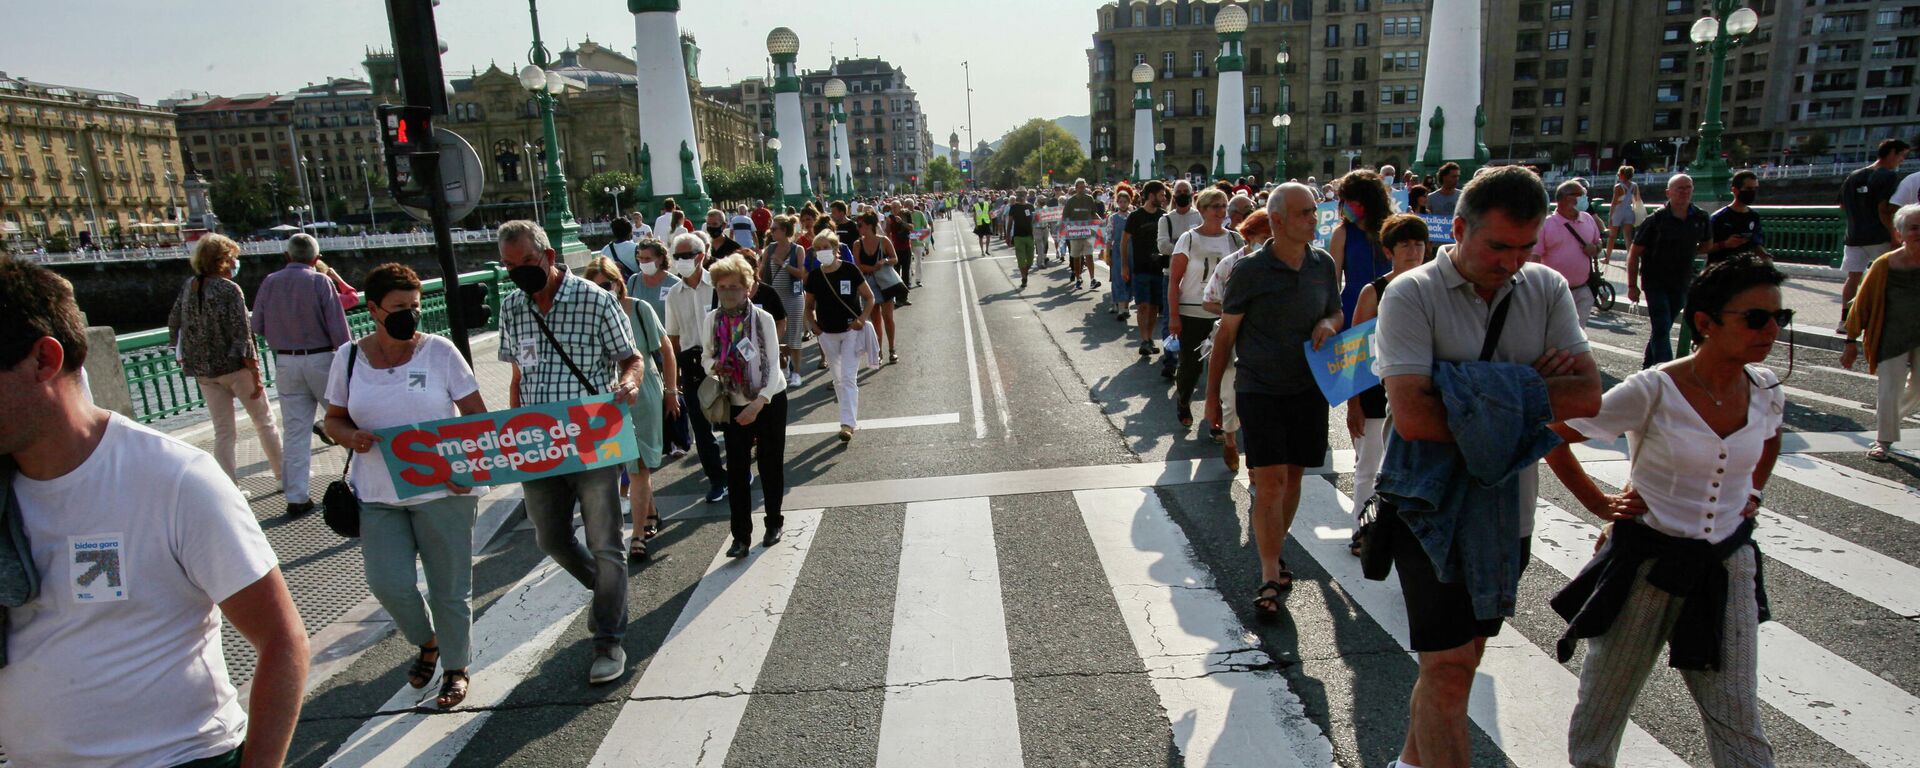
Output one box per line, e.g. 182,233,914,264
1892,170,1920,207
1566,366,1785,544
1203,244,1257,306
662,274,715,352
699,306,788,406
325,335,483,505
727,214,757,251
653,212,684,240
0,415,277,767
602,240,640,275
1173,229,1239,317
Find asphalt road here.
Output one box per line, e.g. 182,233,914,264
281,215,1920,768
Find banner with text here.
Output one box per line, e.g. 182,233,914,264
372,395,637,499
1303,318,1381,405
1037,207,1064,225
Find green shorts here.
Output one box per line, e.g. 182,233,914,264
1014,236,1035,269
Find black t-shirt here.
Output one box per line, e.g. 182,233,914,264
1126,207,1166,274
1841,165,1899,246
1633,204,1710,290
834,217,860,248
1707,205,1764,264
1008,203,1036,238
804,266,863,333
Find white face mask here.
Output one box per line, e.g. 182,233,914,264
671,256,699,278
816,249,839,267
637,260,660,277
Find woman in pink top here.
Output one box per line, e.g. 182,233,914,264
1534,179,1607,323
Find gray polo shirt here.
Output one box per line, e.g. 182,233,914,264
1375,247,1591,535
1427,188,1460,217
1223,242,1341,396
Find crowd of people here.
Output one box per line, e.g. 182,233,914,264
3,139,1920,767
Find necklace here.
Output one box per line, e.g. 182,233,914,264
1686,362,1734,407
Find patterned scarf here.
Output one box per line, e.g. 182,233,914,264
713,303,755,397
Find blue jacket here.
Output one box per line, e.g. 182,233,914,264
1377,361,1561,621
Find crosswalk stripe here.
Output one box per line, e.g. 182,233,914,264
1585,339,1909,422
1770,453,1920,526
788,412,961,435
1075,487,1336,768
1287,476,1690,767
1528,499,1920,768
1584,462,1920,616
323,543,592,766
875,497,1025,767
588,510,824,768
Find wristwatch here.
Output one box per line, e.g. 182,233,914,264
1748,490,1764,508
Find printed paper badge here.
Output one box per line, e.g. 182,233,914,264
69,534,128,603
406,366,430,393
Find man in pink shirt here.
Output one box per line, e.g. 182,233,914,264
1534,179,1607,323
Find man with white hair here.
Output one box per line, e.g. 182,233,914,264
1380,164,1399,190
728,204,757,252
1627,173,1711,367
661,231,729,504
249,232,350,518
1533,178,1606,322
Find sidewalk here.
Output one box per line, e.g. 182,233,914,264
1592,249,1848,351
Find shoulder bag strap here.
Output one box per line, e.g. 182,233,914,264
527,306,600,395
1478,290,1516,363
341,344,358,476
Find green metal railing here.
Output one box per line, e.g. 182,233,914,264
1590,204,1844,267
117,263,508,424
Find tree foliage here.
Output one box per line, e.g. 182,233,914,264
1799,133,1831,159
582,171,645,217
209,173,271,234
702,162,779,208
986,119,1088,188
925,156,965,191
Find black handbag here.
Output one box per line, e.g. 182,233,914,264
322,344,362,538
1357,290,1515,581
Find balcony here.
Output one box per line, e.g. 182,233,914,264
1190,67,1211,78
19,168,34,179
0,167,9,178
45,169,61,181
1248,102,1266,114
1161,68,1176,80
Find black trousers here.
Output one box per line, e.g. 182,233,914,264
676,347,726,490
721,391,788,543
1174,315,1217,404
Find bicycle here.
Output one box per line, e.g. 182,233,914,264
1588,252,1616,312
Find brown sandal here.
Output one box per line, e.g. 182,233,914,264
407,644,439,689
436,670,469,709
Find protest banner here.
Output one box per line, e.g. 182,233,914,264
1037,207,1063,225
1421,213,1456,244
1061,221,1102,241
371,394,637,499
910,228,932,241
1303,318,1380,405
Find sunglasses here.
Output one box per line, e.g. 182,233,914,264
1719,308,1793,330
591,281,616,291
673,252,700,260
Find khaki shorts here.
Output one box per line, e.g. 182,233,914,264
1069,238,1093,259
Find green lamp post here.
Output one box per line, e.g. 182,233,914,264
517,0,586,262
1687,2,1760,200
1272,113,1292,183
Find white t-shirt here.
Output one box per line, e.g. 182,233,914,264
1204,245,1255,306
662,276,715,352
325,335,482,505
1892,170,1920,207
602,240,640,276
1173,229,1240,317
728,214,757,251
0,414,277,767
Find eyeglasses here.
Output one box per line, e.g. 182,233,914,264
673,252,700,260
1720,308,1793,330
591,281,615,291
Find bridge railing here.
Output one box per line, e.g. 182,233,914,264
115,263,507,424
14,223,611,266
1591,203,1844,268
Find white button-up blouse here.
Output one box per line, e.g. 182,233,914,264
1566,366,1786,544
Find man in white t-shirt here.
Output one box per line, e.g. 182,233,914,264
1893,169,1920,207
728,205,758,252
0,257,309,767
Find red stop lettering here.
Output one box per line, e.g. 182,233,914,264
502,412,566,474
391,429,452,488
567,401,626,463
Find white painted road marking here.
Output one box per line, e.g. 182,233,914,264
1770,453,1920,526
789,412,960,435
875,497,1024,768
958,225,1014,442
1076,487,1336,768
589,510,823,768
951,219,989,440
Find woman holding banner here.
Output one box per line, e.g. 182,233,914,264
323,262,488,709
1343,214,1430,556
584,257,674,561
702,254,791,558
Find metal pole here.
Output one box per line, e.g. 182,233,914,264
1692,0,1735,194
963,60,975,187
363,159,377,231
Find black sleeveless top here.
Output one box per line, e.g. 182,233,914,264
1357,274,1393,419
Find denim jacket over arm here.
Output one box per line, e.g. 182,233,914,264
1376,361,1562,621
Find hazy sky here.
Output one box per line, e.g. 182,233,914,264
10,0,1095,147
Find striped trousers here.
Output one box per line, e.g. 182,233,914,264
1568,546,1774,768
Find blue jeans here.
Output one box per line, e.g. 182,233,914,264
1642,284,1690,368
1108,253,1132,307
522,465,627,650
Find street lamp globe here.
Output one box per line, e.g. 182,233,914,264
544,70,565,95
1154,142,1166,152
1273,114,1291,127
1276,49,1290,66
1214,4,1248,34
766,27,800,56
1726,7,1759,36
518,64,546,92
766,137,782,152
823,78,847,99
1689,16,1719,44
1131,63,1155,85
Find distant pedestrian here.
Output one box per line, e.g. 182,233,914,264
312,258,360,310
324,263,487,709
1063,178,1106,291
653,197,689,240
1119,180,1172,358
1204,183,1342,616
1007,191,1038,289
1330,170,1394,324
1838,139,1911,332
601,216,642,279
1533,179,1606,323
854,211,902,362
0,256,309,767
884,203,915,305
168,233,284,487
805,231,875,445
1169,187,1244,429
908,199,931,288
249,232,350,518
1606,165,1643,260
702,254,791,558
751,199,773,245
496,221,646,685
1201,207,1272,473
1105,186,1135,319
627,238,690,460
1628,174,1711,368
1707,170,1771,265
1841,203,1920,462
728,204,758,253
763,215,811,385
1342,213,1429,554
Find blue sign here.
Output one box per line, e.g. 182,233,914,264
1303,318,1381,405
959,159,972,172
1421,214,1456,244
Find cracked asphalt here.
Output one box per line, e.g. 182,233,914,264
283,215,1916,768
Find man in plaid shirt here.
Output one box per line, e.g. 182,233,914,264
496,220,645,685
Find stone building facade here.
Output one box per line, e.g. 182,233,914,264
708,56,938,195
0,71,187,248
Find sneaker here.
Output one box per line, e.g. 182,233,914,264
787,371,802,388
1075,279,1084,290
837,425,855,443
1139,343,1153,358
286,501,315,518
704,485,729,503
1091,279,1102,289
588,646,627,685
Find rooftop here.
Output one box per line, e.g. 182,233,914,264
0,71,151,107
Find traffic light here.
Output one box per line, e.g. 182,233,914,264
454,281,492,330
377,104,434,206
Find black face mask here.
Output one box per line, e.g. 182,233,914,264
509,264,549,294
1173,193,1194,208
1735,188,1758,205
381,308,420,340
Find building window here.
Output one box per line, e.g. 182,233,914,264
1550,0,1573,20
1162,7,1174,25
1249,124,1262,152
1544,88,1566,107
1540,117,1563,135
1162,89,1175,113
1133,7,1144,26
1193,89,1207,114
1192,126,1206,154
1355,23,1369,46
1134,52,1147,66
1511,117,1532,137
1577,116,1591,133
1323,124,1338,146
1327,24,1341,47
1193,50,1206,75
1655,81,1683,102
1326,57,1342,81
1163,51,1176,76
1250,3,1264,22
1350,122,1364,145
1546,59,1569,78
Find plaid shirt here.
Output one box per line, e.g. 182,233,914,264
497,271,637,405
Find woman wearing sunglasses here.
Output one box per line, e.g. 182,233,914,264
1840,203,1920,461
583,257,674,560
1538,255,1788,767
